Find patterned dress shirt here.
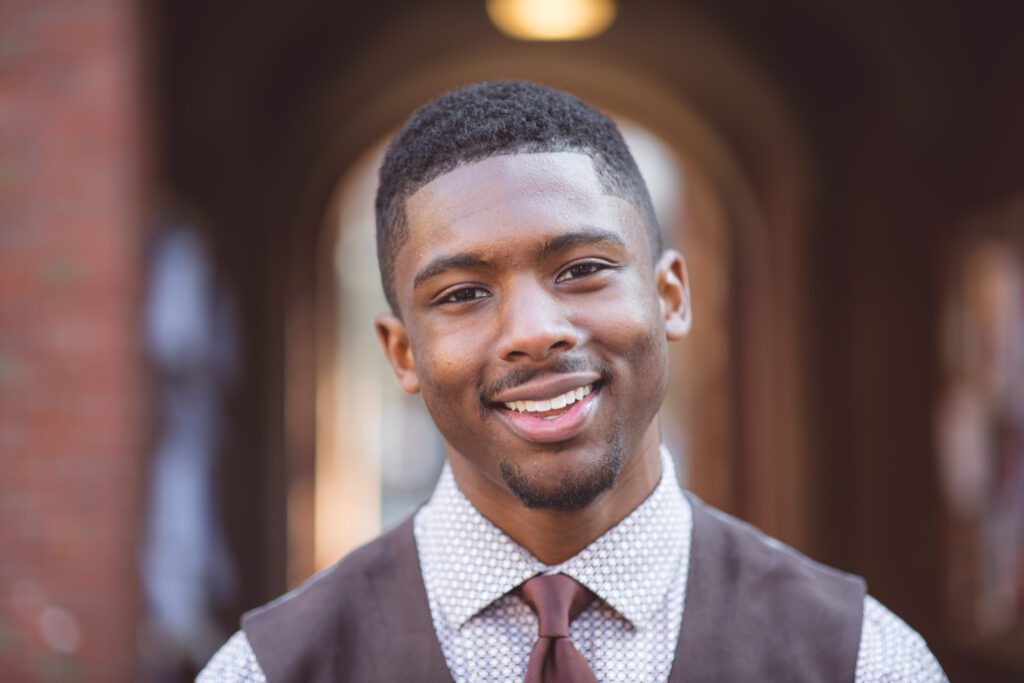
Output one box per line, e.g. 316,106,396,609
198,448,947,682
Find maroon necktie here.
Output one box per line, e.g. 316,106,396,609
520,574,598,683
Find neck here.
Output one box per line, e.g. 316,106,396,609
449,422,664,565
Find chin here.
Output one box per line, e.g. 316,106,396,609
499,438,625,511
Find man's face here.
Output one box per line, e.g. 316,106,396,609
377,152,688,511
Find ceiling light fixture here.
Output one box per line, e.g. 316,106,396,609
486,0,617,42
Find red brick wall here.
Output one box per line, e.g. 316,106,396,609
0,1,148,680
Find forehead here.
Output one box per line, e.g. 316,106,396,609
401,151,647,265
408,152,602,225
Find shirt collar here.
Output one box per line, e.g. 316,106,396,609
415,446,691,632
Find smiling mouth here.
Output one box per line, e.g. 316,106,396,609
501,383,595,419
492,381,602,444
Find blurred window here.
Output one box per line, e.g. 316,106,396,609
937,202,1024,660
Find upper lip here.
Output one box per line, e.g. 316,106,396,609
488,372,602,405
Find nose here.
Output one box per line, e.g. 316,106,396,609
496,281,579,362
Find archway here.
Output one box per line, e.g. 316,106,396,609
282,54,810,580
225,3,822,585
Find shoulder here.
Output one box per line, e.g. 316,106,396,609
244,515,416,630
855,595,948,682
677,496,867,680
238,516,427,682
689,494,866,598
197,630,266,683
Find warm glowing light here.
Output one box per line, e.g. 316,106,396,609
486,0,617,41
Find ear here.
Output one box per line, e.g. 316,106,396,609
655,250,692,340
374,314,420,393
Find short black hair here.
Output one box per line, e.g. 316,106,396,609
375,80,660,314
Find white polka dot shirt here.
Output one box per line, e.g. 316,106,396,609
198,448,947,682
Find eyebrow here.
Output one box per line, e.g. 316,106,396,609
413,252,492,290
412,227,627,291
535,227,626,262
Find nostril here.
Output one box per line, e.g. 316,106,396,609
499,333,579,362
495,299,579,360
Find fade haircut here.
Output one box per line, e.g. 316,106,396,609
375,80,661,314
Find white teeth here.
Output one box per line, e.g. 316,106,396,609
502,384,593,413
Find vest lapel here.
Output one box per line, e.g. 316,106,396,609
667,494,731,683
243,516,453,682
368,517,453,682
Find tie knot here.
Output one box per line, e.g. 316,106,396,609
521,574,595,638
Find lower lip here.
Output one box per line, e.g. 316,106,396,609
496,389,599,444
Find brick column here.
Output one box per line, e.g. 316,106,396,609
0,1,148,680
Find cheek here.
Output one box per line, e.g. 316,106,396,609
411,324,489,404
415,357,481,445
586,287,664,352
589,291,669,395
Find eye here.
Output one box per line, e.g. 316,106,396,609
556,261,607,282
439,286,490,304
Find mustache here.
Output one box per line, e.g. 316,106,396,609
480,355,610,403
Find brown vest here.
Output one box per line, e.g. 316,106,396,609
243,495,866,682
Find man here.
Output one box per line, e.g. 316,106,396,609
200,81,946,682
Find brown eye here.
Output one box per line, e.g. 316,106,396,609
442,287,489,304
557,262,604,282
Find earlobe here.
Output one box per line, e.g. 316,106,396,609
656,250,692,340
374,314,420,393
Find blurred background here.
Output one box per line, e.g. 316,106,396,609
2,0,1023,680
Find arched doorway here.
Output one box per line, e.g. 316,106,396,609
309,115,733,573
282,49,811,580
